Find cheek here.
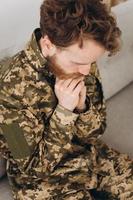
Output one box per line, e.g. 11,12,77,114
56,54,77,73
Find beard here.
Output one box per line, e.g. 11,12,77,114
46,54,83,80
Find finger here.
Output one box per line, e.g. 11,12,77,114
63,76,83,89
55,77,65,86
67,77,84,91
79,85,86,96
81,81,85,88
81,84,86,92
73,81,84,95
61,78,73,88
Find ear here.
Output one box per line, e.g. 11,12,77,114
41,35,56,57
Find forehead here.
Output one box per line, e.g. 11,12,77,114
61,39,105,62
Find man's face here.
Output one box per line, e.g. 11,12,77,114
46,39,105,80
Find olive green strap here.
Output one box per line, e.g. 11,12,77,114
0,123,31,159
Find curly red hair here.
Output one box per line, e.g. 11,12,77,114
40,0,121,56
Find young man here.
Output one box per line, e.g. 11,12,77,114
0,0,132,199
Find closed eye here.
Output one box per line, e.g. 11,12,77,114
71,61,89,65
71,61,96,66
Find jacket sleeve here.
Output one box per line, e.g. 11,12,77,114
74,62,107,144
42,104,80,173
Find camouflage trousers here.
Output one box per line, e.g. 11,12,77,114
10,140,133,200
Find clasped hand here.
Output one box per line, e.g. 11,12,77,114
54,76,87,112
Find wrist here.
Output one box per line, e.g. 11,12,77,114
58,103,74,112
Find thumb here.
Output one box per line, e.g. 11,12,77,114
79,85,86,96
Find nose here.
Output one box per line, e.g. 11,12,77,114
78,65,91,75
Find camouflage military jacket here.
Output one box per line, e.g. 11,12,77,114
0,28,107,189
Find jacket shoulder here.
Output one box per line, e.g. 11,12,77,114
0,50,53,110
0,51,36,107
0,51,27,82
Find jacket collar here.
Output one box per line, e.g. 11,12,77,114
24,28,47,71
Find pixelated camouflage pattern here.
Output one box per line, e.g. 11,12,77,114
0,29,133,200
